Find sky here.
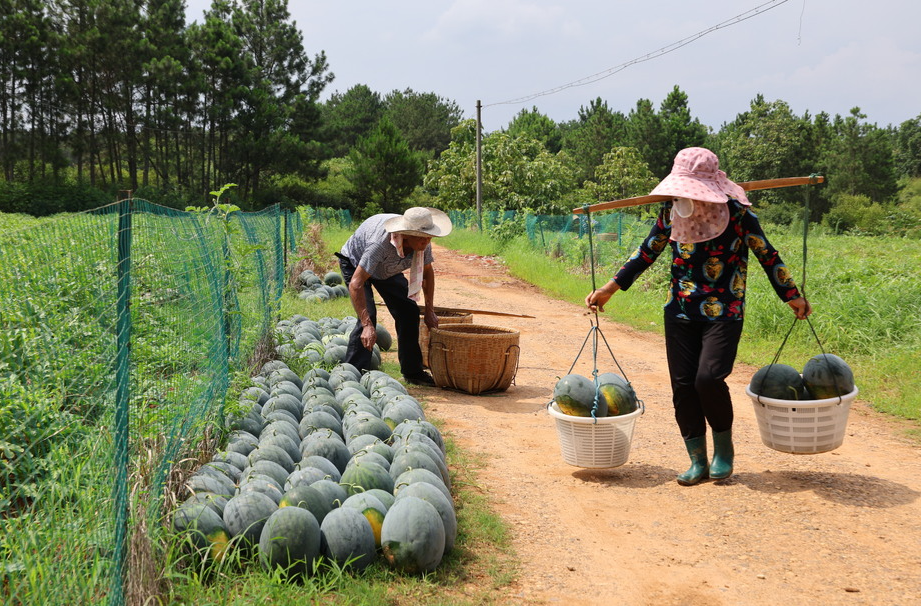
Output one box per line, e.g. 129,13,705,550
184,0,921,133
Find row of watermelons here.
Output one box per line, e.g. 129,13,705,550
173,324,454,576
749,353,855,401
273,314,392,372
296,269,349,303
552,372,640,417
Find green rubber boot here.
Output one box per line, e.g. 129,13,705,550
710,429,734,480
676,435,709,486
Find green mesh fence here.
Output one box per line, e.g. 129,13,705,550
0,200,301,605
303,206,352,228
447,208,656,268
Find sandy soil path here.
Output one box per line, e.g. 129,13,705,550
388,243,921,606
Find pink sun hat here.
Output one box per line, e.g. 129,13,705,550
650,147,750,206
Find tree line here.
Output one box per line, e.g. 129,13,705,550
1,0,919,235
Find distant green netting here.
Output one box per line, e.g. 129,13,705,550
446,208,656,267
0,200,302,605
303,206,352,228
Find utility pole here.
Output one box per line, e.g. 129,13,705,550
476,100,483,232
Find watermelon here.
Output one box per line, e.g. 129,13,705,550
299,435,351,474
553,374,605,417
182,492,229,517
389,450,446,487
298,410,344,441
258,506,321,576
279,484,333,524
299,455,342,482
596,372,638,416
382,399,426,429
342,492,389,548
345,450,391,472
393,481,456,555
284,467,328,491
803,354,855,399
390,420,444,455
364,488,396,510
393,468,451,504
238,477,284,504
343,414,392,444
319,508,378,571
222,492,278,550
324,271,344,286
339,460,395,497
750,364,807,400
381,496,446,573
185,472,235,498
375,324,393,351
310,479,349,510
173,502,231,563
259,433,301,465
248,444,296,474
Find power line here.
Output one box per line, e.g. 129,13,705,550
485,0,792,108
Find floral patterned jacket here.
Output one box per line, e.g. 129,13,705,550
613,200,801,321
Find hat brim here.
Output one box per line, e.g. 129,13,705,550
650,175,731,204
384,208,453,237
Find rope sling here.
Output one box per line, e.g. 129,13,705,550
753,174,852,404
559,204,644,423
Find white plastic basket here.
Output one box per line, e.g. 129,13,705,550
548,402,644,468
746,385,858,454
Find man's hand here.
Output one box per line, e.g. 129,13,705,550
361,323,377,350
423,307,439,330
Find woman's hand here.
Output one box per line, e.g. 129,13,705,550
788,297,812,320
585,280,620,312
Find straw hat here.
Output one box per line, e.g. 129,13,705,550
384,207,453,238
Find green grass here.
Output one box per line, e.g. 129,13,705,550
437,225,921,426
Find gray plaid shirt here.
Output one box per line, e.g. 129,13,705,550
339,214,434,280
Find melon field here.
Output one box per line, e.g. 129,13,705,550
2,208,920,605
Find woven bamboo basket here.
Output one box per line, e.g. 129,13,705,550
428,324,520,395
419,311,472,369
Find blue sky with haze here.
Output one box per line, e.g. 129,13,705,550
185,0,921,133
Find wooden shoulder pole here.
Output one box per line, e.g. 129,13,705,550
573,175,824,214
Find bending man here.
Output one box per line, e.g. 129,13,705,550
335,207,453,386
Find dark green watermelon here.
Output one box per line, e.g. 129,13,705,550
803,354,855,399
381,496,446,574
319,507,377,571
339,460,394,497
258,506,321,577
596,372,638,416
553,374,605,417
750,364,806,400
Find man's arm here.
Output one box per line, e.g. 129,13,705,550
348,264,377,350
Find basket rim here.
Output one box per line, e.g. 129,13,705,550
429,323,519,336
547,401,643,424
745,384,859,408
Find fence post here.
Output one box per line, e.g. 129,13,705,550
283,209,289,270
111,198,133,606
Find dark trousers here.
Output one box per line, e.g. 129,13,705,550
664,314,744,439
336,254,424,376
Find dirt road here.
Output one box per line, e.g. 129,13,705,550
391,244,921,606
